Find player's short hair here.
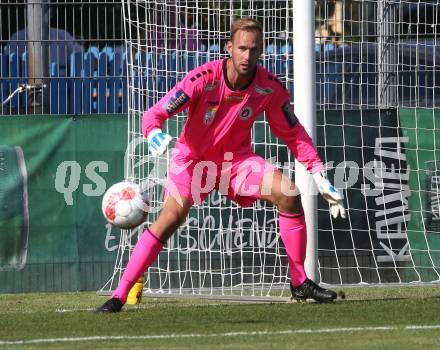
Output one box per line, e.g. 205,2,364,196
230,18,263,43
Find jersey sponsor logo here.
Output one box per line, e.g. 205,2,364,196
225,93,244,103
204,80,220,91
239,106,253,121
254,86,273,95
282,103,298,127
204,106,218,125
164,89,190,115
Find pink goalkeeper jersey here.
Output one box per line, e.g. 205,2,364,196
142,58,323,173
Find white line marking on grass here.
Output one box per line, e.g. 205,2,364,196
406,325,440,330
54,303,227,313
55,308,95,313
1,324,440,345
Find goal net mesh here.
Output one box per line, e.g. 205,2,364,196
100,0,440,297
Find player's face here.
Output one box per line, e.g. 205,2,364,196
227,30,263,76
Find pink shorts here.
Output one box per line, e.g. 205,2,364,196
165,149,276,207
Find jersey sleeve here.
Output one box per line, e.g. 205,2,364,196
265,88,324,174
141,72,201,138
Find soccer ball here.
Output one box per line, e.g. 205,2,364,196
102,181,149,229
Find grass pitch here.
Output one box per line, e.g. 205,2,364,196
0,286,440,349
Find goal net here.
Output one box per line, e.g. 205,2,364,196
314,0,440,285
100,0,440,298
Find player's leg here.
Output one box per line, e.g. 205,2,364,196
96,194,192,313
259,169,337,302
259,170,307,286
113,194,192,300
96,147,204,313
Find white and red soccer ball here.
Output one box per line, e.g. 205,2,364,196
102,181,149,229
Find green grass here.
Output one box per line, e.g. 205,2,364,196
0,286,440,349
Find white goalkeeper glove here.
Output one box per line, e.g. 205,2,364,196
312,170,346,219
147,128,172,156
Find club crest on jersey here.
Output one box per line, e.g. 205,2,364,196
164,89,190,115
282,103,298,127
204,80,220,92
204,106,218,125
254,86,273,95
239,106,253,121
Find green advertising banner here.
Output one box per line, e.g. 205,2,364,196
0,115,127,292
315,109,414,283
400,108,440,281
1,110,439,293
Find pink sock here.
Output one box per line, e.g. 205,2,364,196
279,211,308,287
112,229,164,303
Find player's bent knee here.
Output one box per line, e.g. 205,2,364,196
150,196,192,240
275,194,302,214
161,206,188,226
151,209,188,241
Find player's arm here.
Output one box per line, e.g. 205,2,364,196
142,74,199,156
265,91,346,219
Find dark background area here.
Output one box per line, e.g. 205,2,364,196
1,1,439,50
0,0,124,49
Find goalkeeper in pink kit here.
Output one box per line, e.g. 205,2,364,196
97,18,345,313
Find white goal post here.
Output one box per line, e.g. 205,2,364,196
100,0,440,299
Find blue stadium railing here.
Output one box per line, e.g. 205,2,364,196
0,43,340,115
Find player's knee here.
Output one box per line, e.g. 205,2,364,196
151,207,189,241
162,207,188,227
159,195,191,225
276,194,302,214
